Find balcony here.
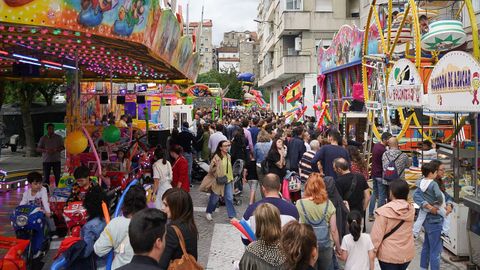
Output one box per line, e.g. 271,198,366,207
258,55,312,87
278,11,358,34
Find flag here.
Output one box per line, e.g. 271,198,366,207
280,81,302,104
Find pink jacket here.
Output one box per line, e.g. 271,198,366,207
370,199,415,264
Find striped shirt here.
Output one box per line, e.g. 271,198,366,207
299,150,316,182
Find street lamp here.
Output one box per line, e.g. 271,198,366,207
253,19,278,27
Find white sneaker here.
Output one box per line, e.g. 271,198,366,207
206,213,213,221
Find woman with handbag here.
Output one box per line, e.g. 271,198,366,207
205,140,236,221
159,188,201,270
370,180,414,270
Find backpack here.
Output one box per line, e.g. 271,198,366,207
383,153,404,182
168,225,203,270
299,200,331,250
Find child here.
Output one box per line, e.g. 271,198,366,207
79,185,107,269
413,162,450,238
339,211,375,270
20,172,56,233
67,165,95,204
245,157,259,205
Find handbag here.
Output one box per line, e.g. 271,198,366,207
168,226,204,270
215,158,229,185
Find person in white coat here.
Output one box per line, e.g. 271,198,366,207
152,147,173,209
94,185,147,269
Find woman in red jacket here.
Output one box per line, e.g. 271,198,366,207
170,145,190,192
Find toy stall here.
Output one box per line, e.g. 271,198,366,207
317,24,380,139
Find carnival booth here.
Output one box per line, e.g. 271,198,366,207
317,24,380,138
421,51,480,262
361,0,478,167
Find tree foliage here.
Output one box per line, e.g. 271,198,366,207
196,69,244,100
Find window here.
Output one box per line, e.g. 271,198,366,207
286,0,302,10
315,0,332,12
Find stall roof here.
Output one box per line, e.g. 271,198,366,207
0,2,199,82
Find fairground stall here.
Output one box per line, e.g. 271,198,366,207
361,0,478,161
424,50,479,263
317,24,380,139
362,0,479,259
0,2,200,266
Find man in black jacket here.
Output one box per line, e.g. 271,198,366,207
117,208,167,270
286,126,306,173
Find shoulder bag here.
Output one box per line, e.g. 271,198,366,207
168,226,203,270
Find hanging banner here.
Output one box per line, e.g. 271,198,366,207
387,59,423,107
427,51,480,112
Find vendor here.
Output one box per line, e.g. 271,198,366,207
419,140,437,159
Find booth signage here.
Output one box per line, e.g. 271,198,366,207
427,51,480,112
192,97,216,109
387,59,423,107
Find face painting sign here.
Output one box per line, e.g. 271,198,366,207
427,51,480,112
387,59,423,107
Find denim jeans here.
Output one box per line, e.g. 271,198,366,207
413,208,449,237
183,152,193,185
375,177,388,209
379,261,410,270
369,177,380,216
420,221,443,270
206,182,236,218
315,247,333,270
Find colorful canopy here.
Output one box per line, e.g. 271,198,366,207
0,1,199,81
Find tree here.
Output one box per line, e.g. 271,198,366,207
19,82,38,157
37,82,62,106
6,82,37,156
196,69,244,100
0,81,6,121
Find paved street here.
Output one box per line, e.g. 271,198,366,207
0,152,469,269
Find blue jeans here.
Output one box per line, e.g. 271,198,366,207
379,261,410,270
375,177,388,209
184,152,193,185
206,182,236,218
369,177,380,216
420,221,443,270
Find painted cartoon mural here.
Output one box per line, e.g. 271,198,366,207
0,0,200,80
318,24,381,73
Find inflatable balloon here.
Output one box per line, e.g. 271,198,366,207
102,125,121,143
231,219,254,242
186,96,193,105
65,131,88,155
240,219,256,241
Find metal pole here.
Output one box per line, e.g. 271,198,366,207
110,70,113,113
475,113,479,198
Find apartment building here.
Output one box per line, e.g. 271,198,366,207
218,31,260,79
217,46,240,72
185,20,214,74
257,0,359,115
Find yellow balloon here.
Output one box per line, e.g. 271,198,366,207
65,131,88,155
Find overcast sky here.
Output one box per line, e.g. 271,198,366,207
181,0,258,46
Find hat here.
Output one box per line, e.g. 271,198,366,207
182,122,189,128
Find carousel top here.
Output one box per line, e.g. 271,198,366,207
0,0,200,82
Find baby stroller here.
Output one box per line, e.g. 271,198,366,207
192,159,208,183
219,159,244,206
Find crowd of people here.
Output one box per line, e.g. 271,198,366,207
21,108,453,270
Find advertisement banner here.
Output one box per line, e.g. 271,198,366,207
387,59,423,107
427,51,480,112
